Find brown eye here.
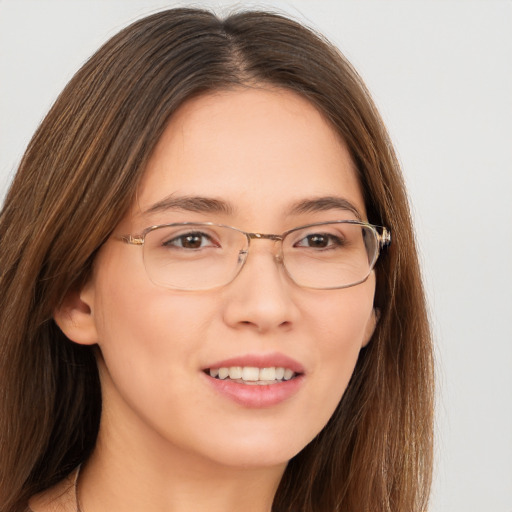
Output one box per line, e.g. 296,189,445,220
295,233,342,249
307,234,328,248
164,232,217,249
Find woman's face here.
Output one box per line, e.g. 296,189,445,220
76,88,376,470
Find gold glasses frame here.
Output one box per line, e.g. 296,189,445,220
119,220,391,291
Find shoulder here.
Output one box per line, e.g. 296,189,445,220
28,471,77,512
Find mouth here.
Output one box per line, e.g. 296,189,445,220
204,366,299,385
202,354,304,407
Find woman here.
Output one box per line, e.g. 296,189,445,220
0,8,434,512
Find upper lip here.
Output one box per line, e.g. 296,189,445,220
204,352,305,374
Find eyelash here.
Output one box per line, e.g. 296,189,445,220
294,233,344,249
163,232,219,249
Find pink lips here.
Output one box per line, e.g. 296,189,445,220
203,352,305,408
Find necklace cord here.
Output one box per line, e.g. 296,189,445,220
74,465,83,512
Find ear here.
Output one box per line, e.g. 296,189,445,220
53,281,98,345
362,307,380,348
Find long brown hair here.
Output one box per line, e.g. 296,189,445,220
0,8,433,512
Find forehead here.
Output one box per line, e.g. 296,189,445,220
132,87,365,227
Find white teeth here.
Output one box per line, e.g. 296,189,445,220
208,366,297,383
218,367,229,380
228,366,242,379
259,367,276,380
283,368,294,380
242,367,260,381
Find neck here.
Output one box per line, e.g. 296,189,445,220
80,447,284,512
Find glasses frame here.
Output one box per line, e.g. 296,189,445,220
119,220,391,291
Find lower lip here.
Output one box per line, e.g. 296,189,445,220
203,373,304,408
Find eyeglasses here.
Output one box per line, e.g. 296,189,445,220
119,220,391,291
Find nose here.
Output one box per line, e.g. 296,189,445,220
222,243,300,333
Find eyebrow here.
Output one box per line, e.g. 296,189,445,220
142,195,235,216
289,196,363,220
142,194,362,220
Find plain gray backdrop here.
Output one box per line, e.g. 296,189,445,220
1,1,511,510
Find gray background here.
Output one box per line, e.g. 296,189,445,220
1,1,511,510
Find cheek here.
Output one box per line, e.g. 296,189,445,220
89,246,217,402
94,282,213,367
302,282,375,415
91,272,221,446
308,278,375,350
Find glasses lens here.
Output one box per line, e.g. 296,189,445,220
282,222,379,289
142,224,248,290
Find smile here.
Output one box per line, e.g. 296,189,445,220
207,366,297,384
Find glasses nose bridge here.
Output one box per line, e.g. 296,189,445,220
247,232,283,242
245,232,284,264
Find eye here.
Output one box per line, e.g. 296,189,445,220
294,233,343,249
163,231,219,249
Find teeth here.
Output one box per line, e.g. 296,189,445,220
242,367,260,381
218,367,229,380
228,366,242,379
259,367,276,380
208,366,297,383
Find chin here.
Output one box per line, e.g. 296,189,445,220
188,425,318,470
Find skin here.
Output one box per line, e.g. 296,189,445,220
36,87,377,512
